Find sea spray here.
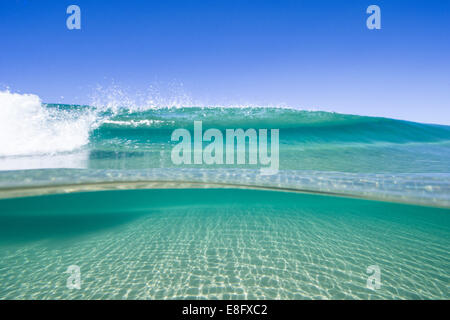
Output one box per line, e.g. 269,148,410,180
0,91,95,156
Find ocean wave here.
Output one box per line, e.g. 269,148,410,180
1,90,450,158
0,91,95,157
92,106,450,146
1,91,449,205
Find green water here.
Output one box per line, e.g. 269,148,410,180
0,188,448,299
1,106,450,206
0,103,449,299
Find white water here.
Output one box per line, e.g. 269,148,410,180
0,91,94,157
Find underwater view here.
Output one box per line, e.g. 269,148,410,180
1,0,449,304
0,93,449,299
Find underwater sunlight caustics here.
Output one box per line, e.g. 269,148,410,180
0,91,449,300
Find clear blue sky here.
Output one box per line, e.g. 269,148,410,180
0,0,449,124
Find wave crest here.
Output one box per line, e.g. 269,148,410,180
0,91,94,157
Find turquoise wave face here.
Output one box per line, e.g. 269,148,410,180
1,104,449,206
92,107,450,151
91,106,450,172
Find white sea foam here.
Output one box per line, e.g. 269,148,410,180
0,91,94,157
102,119,168,127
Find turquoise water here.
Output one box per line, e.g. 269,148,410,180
0,101,449,299
0,189,448,299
